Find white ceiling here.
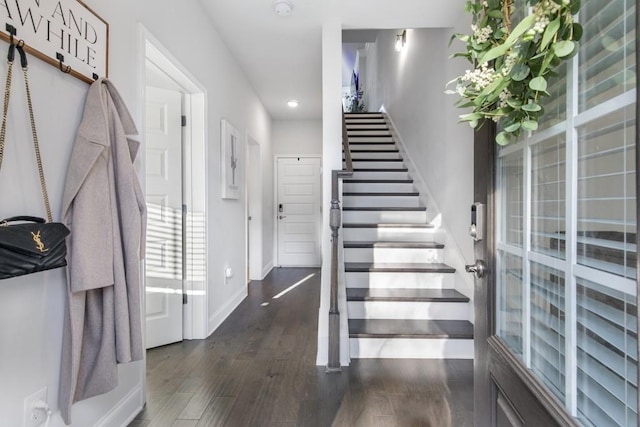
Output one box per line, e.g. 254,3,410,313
199,0,466,120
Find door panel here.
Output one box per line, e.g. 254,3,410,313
497,393,524,427
473,123,571,427
277,157,321,266
145,86,183,349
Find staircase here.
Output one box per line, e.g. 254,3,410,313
342,112,474,359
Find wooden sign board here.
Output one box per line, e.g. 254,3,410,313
0,0,108,84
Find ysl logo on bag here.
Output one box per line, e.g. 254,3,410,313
31,231,48,253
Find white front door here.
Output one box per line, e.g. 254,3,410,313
144,86,184,349
277,157,321,266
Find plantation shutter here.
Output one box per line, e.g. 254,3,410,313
496,0,637,424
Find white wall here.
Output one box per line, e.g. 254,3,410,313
273,119,322,156
0,1,272,426
365,27,475,297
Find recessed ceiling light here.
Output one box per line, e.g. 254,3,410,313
288,100,299,108
274,0,293,16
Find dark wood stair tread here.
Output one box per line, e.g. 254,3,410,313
343,179,413,183
343,241,443,249
348,142,396,145
343,223,434,228
347,288,469,303
345,263,455,273
352,168,408,172
349,319,473,339
351,158,402,162
343,192,419,196
345,119,386,122
342,206,426,211
349,149,399,153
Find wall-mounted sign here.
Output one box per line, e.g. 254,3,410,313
0,0,108,83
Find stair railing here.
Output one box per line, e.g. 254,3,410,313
327,109,353,373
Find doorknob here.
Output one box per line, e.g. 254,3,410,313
279,215,287,220
465,260,487,278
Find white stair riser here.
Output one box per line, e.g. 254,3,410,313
350,161,405,169
344,247,443,263
346,124,389,130
346,272,454,289
348,130,391,136
343,196,421,208
350,152,401,160
349,338,474,359
347,301,469,320
350,171,409,180
342,227,438,242
343,182,415,193
348,137,394,143
348,144,397,151
343,210,427,224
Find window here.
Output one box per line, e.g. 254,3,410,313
496,0,637,424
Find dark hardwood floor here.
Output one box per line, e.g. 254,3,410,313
130,267,473,427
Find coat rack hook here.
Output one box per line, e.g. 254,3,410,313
56,52,71,74
5,23,16,45
92,73,98,81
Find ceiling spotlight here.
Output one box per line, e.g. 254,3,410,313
274,0,293,16
288,100,299,108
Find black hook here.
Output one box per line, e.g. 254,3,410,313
5,23,15,44
5,24,15,62
56,52,71,74
16,43,27,68
92,73,98,80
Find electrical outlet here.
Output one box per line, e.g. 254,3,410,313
23,387,48,427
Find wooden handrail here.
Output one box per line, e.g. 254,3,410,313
342,111,353,173
327,108,353,373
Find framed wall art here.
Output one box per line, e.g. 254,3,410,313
220,119,241,199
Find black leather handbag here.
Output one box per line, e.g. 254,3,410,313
0,42,70,280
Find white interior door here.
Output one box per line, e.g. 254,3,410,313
247,140,262,281
145,86,183,349
277,157,321,266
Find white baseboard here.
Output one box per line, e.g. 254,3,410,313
208,286,247,336
262,262,274,280
95,385,144,427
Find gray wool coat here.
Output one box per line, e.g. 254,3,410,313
59,78,146,425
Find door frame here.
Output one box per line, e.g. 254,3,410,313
138,25,209,343
273,155,322,267
246,133,263,281
473,122,496,425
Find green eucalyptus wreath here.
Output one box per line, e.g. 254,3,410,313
448,0,582,145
